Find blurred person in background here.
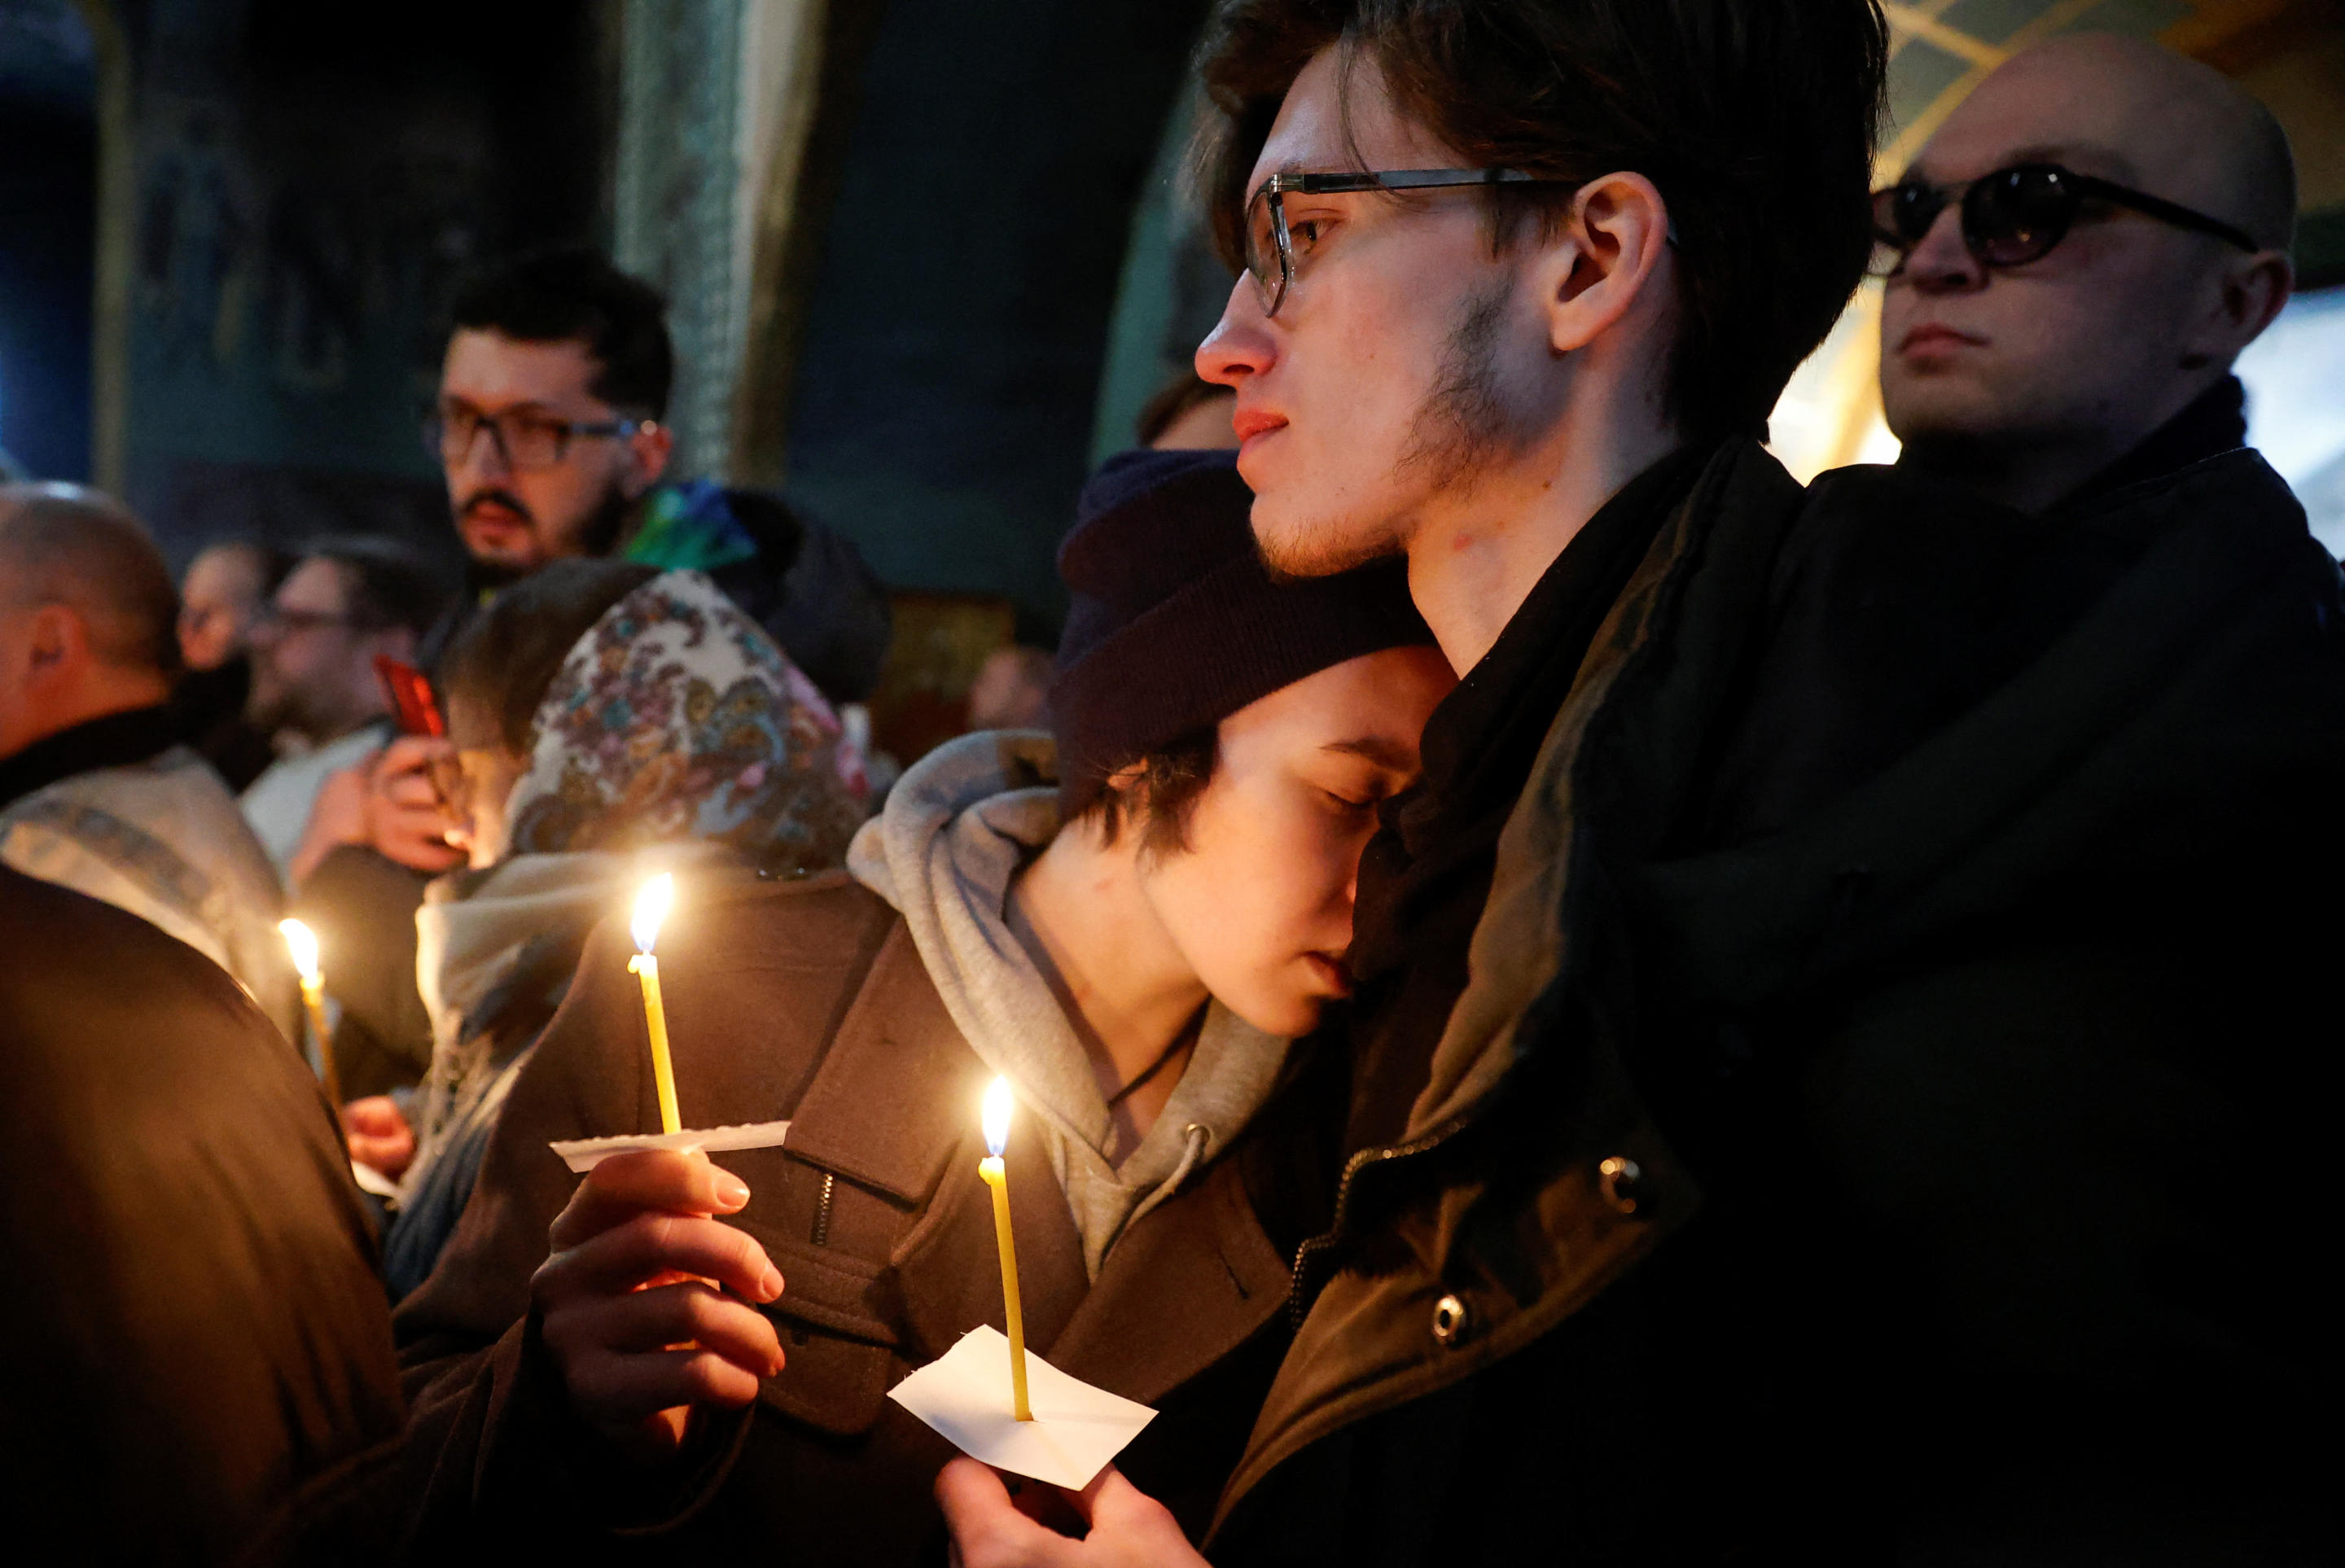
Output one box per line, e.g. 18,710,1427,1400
1140,370,1242,451
0,865,404,1565
357,563,863,1296
0,483,296,1040
964,642,1054,732
173,539,289,791
1878,34,2298,515
241,537,448,881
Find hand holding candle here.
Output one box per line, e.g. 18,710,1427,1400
628,874,683,1137
976,1075,1032,1421
278,918,344,1124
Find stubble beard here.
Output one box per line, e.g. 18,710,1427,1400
1255,281,1521,581
1400,280,1524,501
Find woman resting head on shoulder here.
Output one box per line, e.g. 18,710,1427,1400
392,450,1453,1560
369,563,864,1298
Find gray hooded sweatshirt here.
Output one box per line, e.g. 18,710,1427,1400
848,730,1291,1278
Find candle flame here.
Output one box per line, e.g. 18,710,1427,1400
631,873,674,954
278,918,321,983
982,1075,1013,1157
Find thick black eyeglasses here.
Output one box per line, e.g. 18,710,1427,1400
1243,168,1554,318
425,405,653,471
1869,161,2260,278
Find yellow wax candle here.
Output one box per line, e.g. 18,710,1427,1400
628,874,683,1136
979,1076,1032,1421
279,918,344,1128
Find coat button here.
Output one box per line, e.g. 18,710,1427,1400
1598,1155,1644,1215
1431,1293,1470,1347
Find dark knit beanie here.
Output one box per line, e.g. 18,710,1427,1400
1051,447,1433,817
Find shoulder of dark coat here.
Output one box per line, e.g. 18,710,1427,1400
563,865,901,1024
720,488,807,578
653,864,896,970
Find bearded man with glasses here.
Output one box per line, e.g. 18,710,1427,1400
940,6,2343,1567
295,251,891,1163
1877,33,2297,515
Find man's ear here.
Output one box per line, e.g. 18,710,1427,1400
622,420,677,499
1535,171,1674,357
24,603,86,679
2187,248,2293,369
1102,760,1148,811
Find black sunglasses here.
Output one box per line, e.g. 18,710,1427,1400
1870,161,2260,278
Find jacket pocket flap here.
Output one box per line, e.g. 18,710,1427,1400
734,1222,905,1438
736,1222,903,1347
754,1321,899,1439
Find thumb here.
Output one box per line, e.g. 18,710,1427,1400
1066,1465,1156,1528
936,1458,1086,1567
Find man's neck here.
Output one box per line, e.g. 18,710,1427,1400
1007,822,1209,1115
44,675,173,744
311,707,391,749
1405,407,1683,675
0,686,175,807
1898,373,2237,517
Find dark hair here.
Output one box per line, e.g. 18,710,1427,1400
1136,371,1236,447
440,559,658,754
1195,0,1889,440
449,247,674,419
302,537,449,639
1078,726,1221,861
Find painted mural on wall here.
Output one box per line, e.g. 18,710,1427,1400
116,0,607,561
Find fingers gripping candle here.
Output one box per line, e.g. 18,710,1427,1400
278,918,344,1126
978,1076,1032,1421
627,874,683,1137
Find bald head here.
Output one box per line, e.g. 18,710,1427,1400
1878,34,2298,515
0,484,182,677
1940,33,2295,252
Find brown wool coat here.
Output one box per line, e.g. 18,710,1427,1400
390,865,1311,1563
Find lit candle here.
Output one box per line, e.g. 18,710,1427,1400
627,874,682,1136
278,918,344,1127
976,1076,1032,1421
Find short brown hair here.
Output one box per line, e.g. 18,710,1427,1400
441,558,657,754
1195,0,1889,440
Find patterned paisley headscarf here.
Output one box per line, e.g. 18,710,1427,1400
500,568,866,869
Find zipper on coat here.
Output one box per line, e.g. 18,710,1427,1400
1285,1116,1471,1329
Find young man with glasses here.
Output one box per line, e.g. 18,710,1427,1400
940,4,2345,1565
1875,33,2296,515
367,250,892,877
305,252,892,1142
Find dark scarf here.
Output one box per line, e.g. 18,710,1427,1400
1339,445,1715,1152
0,705,182,813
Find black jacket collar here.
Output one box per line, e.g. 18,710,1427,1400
0,705,183,813
2055,374,2248,514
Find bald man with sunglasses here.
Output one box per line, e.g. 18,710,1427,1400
1875,33,2296,514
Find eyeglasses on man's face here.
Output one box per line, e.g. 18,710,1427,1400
1242,168,1555,318
252,606,373,642
1869,161,2260,278
426,403,653,472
